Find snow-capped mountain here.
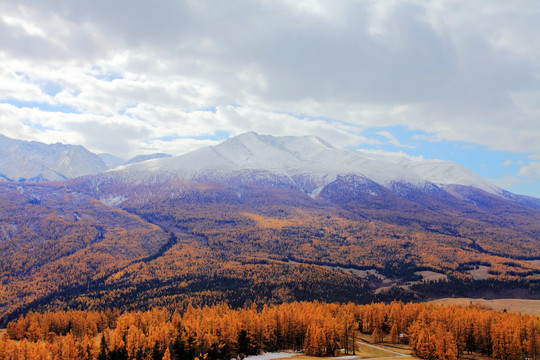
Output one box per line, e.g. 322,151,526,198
112,132,501,196
0,132,505,196
0,134,108,181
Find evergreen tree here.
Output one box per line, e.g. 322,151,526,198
98,335,109,360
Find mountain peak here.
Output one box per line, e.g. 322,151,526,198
210,132,336,171
115,133,501,196
232,132,333,148
222,132,335,157
0,134,107,181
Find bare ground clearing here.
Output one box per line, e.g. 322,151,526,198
467,266,491,280
430,298,540,316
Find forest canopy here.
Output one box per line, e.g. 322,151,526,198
1,301,539,360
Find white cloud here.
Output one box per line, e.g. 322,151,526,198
490,176,532,189
0,0,538,161
358,148,426,162
376,130,414,148
519,162,540,178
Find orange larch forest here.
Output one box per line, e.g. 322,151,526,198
1,301,539,360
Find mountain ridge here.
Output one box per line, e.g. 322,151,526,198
0,132,522,201
0,134,108,181
112,132,502,197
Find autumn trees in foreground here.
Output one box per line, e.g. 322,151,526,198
1,301,538,360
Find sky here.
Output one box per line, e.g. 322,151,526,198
0,1,539,197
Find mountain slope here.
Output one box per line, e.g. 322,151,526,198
0,181,171,323
98,153,125,169
0,132,538,324
112,132,501,195
0,134,108,181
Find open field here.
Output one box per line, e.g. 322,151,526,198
320,265,387,281
245,353,298,360
255,333,416,360
356,334,411,354
276,356,415,360
431,298,540,316
467,266,491,280
415,270,447,282
402,270,448,289
352,342,405,358
271,341,414,360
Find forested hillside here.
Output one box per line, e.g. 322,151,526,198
0,183,170,324
0,174,538,325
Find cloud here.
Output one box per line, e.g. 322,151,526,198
0,101,375,158
376,130,414,148
0,0,538,160
490,175,533,189
358,148,425,162
519,162,540,178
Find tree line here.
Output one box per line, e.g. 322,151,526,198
1,301,538,360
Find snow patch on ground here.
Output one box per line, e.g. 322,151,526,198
100,195,127,207
243,352,298,360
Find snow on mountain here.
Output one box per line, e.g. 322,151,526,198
126,153,171,165
0,134,108,181
113,132,502,195
99,153,125,169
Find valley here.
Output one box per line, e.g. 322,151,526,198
0,133,539,360
1,0,539,357
1,164,539,325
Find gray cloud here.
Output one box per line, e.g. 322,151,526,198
0,0,539,159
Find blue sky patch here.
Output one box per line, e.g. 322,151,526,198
354,126,538,197
22,120,54,131
90,66,123,82
150,130,230,143
40,81,63,97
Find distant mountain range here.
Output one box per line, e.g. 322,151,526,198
0,132,522,199
0,134,108,181
0,134,170,181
